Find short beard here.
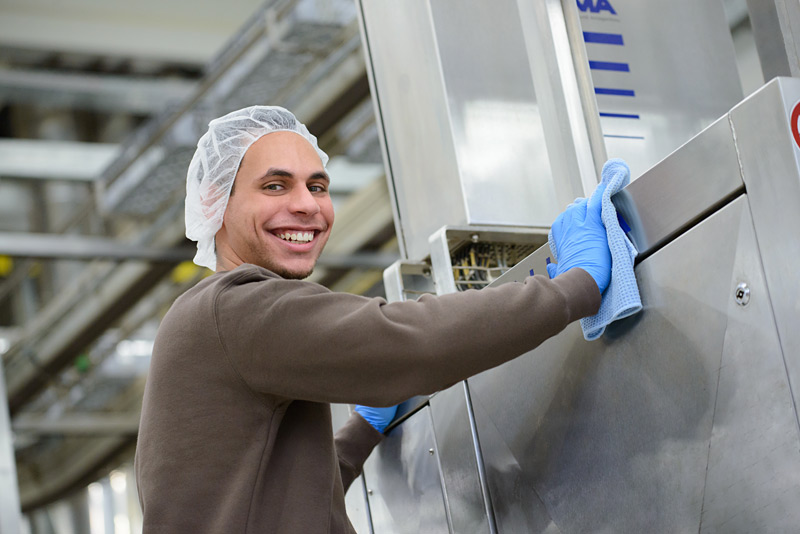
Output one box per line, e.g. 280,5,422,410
271,265,314,280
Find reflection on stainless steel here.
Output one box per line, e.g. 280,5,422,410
362,407,449,533
470,197,800,532
611,115,744,257
331,403,372,534
358,0,560,261
359,0,743,262
575,0,742,179
518,0,604,197
429,384,493,534
361,79,800,532
731,77,800,435
745,0,800,79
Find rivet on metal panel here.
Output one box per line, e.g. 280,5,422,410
734,282,751,306
471,233,480,243
428,448,435,455
367,489,373,496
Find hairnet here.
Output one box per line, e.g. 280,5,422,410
185,105,329,270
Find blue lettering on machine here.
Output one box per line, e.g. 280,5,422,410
577,0,617,15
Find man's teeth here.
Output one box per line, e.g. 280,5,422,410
278,231,314,243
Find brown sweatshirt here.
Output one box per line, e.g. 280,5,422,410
134,263,599,533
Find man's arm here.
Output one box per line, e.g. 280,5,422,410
334,412,385,492
214,266,600,406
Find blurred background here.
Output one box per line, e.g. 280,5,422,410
0,0,764,532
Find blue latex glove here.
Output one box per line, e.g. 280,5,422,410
354,404,398,433
546,183,612,293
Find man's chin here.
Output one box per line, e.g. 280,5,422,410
260,259,315,280
275,266,314,280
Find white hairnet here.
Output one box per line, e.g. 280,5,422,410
185,105,329,270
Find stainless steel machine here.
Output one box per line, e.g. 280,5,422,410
353,75,800,534
345,0,800,531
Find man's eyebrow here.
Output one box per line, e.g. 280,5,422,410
259,168,329,182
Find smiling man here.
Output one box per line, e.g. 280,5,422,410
134,106,609,533
214,131,334,278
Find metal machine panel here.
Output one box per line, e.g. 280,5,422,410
363,406,449,533
331,403,372,534
699,203,800,533
611,115,743,256
729,77,800,438
428,383,492,534
426,0,557,227
468,197,800,532
573,0,743,178
357,0,465,260
357,0,558,260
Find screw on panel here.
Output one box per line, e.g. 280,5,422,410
367,489,373,496
734,282,750,306
428,448,435,455
471,234,480,243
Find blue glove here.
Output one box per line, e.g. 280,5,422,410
354,404,398,433
546,182,612,293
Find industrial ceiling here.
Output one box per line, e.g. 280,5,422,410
0,0,396,514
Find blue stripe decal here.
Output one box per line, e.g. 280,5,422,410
599,112,640,119
589,61,629,72
595,87,636,97
617,212,632,233
604,134,645,140
583,32,624,45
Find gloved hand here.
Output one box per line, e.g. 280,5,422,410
355,404,398,433
546,182,612,294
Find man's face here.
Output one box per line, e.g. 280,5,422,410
216,131,334,278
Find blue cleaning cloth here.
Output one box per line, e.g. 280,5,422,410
548,158,642,340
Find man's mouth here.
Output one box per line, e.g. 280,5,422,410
273,231,316,244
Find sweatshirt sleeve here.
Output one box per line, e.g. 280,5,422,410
334,412,384,492
214,266,600,405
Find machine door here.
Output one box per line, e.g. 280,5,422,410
362,406,450,533
467,196,800,533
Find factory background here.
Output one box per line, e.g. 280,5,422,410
0,0,793,532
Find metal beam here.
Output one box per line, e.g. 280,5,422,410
318,252,398,270
0,69,196,115
0,232,194,262
0,0,265,65
0,232,397,268
12,414,139,436
0,140,119,182
0,361,22,533
746,0,800,79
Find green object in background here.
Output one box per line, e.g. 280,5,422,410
75,353,90,373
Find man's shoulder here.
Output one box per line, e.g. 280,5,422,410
177,263,330,310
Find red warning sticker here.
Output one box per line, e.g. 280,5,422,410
792,101,800,149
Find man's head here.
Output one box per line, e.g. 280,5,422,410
185,106,332,277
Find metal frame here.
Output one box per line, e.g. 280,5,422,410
0,363,21,534
746,0,800,79
428,226,550,296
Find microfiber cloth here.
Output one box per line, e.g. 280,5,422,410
549,158,642,341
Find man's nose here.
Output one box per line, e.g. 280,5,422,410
288,186,321,215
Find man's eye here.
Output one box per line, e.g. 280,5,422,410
264,183,284,191
309,184,327,193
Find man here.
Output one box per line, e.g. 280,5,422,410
134,106,609,533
